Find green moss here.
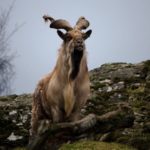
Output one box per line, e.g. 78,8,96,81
59,141,136,150
117,136,131,143
127,86,150,110
127,86,145,95
91,81,107,90
85,94,117,115
131,100,146,108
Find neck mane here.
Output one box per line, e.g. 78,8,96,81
55,44,88,82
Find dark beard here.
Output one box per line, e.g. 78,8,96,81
70,49,83,80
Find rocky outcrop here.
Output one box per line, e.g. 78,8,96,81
87,60,150,150
0,94,32,149
0,60,150,150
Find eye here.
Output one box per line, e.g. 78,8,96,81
65,33,72,41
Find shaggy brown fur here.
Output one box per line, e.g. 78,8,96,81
31,16,92,137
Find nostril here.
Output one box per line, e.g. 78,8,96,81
76,40,83,46
76,38,83,43
78,40,81,43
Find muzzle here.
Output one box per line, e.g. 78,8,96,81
74,38,84,51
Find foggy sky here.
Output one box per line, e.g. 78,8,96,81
0,0,150,94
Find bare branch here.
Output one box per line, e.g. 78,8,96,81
28,103,134,150
0,0,19,95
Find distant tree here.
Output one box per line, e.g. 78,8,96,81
0,1,19,95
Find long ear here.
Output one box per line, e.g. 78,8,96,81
83,29,92,40
57,30,65,40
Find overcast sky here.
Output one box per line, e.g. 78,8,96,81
0,0,150,95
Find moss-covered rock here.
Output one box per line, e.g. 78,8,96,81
0,94,32,149
60,141,136,150
0,60,150,150
87,60,150,150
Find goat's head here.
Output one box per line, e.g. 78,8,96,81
43,15,92,79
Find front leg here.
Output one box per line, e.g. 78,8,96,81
51,105,63,123
69,108,82,122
